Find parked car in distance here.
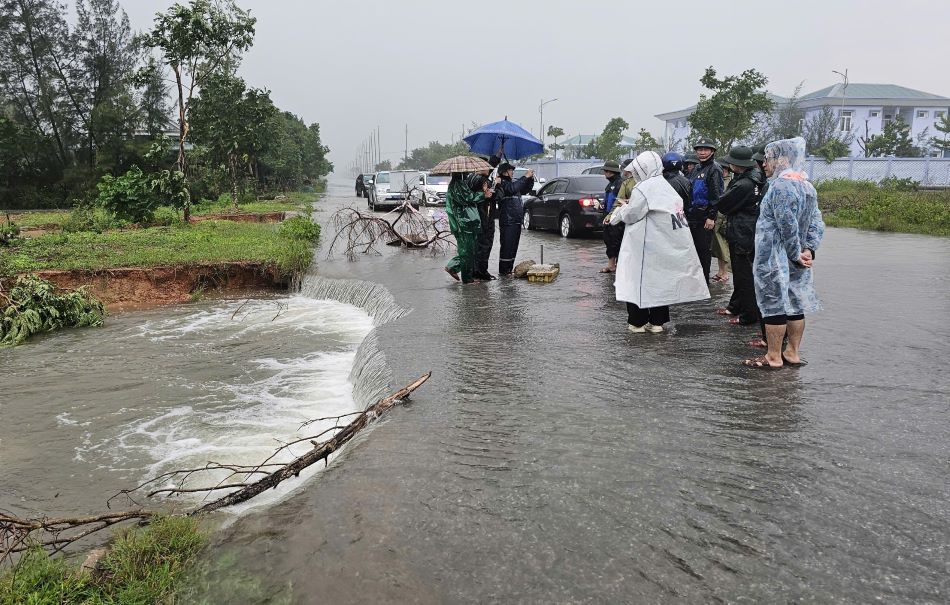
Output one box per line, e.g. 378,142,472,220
369,170,421,211
522,175,608,237
512,167,545,194
420,172,450,206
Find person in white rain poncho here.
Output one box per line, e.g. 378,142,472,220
608,151,710,333
745,137,825,369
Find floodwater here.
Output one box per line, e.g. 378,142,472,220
3,178,949,603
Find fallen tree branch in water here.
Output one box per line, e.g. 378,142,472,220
0,510,153,564
1,373,431,564
191,371,431,514
327,203,454,259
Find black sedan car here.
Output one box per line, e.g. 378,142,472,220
522,175,609,237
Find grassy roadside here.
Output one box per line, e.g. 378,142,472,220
7,190,319,230
0,220,316,278
817,179,950,236
0,516,205,604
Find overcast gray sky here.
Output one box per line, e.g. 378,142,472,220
120,0,950,171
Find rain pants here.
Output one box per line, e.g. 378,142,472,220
753,137,825,318
611,152,710,308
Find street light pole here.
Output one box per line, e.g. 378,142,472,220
832,68,849,131
540,97,559,150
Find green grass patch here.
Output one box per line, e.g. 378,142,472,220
191,191,317,216
816,180,950,236
0,515,206,605
8,189,319,230
0,220,315,278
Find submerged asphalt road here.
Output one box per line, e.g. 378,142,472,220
178,179,950,603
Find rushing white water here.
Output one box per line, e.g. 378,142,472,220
78,294,382,513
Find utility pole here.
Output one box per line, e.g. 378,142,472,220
540,97,559,147
404,124,408,165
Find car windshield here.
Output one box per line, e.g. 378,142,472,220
375,173,390,184
568,176,608,193
513,168,529,178
361,175,373,182
426,175,450,185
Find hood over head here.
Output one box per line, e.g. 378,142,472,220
765,137,807,178
629,151,664,182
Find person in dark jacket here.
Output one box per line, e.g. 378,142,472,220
472,151,503,280
355,174,366,197
600,160,625,273
494,162,534,275
661,152,691,208
715,146,765,327
688,138,724,284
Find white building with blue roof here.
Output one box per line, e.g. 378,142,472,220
656,83,950,157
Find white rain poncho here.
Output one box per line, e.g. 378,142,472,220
610,152,710,307
753,137,825,317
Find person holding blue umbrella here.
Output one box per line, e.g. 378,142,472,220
494,162,535,275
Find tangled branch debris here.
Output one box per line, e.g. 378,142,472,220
327,201,454,259
1,372,431,564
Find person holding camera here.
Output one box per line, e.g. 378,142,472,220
493,163,534,275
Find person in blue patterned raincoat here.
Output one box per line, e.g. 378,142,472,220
745,137,825,369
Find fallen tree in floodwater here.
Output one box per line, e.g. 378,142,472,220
0,372,431,564
328,201,454,259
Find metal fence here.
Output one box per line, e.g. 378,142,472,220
522,157,950,186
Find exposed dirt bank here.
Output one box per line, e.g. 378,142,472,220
31,262,291,312
190,211,287,223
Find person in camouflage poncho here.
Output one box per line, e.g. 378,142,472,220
444,173,484,283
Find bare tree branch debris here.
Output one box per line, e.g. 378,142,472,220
1,373,431,565
327,201,454,259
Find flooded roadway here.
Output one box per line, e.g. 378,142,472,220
3,178,949,603
201,180,950,603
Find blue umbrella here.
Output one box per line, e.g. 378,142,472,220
463,118,544,160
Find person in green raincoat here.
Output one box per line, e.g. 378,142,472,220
444,172,486,283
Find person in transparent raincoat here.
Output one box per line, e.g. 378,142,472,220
745,137,825,369
608,151,710,333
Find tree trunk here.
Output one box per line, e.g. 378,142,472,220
192,373,431,515
174,65,190,221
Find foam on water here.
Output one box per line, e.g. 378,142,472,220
83,294,387,513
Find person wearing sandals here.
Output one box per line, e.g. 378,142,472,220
711,164,732,284
744,137,824,369
715,146,765,330
608,151,709,334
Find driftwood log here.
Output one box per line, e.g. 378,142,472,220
1,373,431,564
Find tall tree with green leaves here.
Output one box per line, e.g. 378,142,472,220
930,112,950,156
688,67,773,152
583,117,629,161
861,116,921,158
0,0,75,169
633,128,662,152
189,73,276,206
396,140,468,170
546,125,564,158
144,0,256,219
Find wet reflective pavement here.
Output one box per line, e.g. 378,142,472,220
198,180,949,603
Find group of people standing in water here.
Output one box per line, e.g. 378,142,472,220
439,136,824,370
598,136,824,369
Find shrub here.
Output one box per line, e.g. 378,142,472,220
278,215,321,242
0,220,21,246
62,206,126,233
95,167,188,224
0,274,105,346
96,166,159,224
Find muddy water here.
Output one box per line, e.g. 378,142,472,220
4,179,950,603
